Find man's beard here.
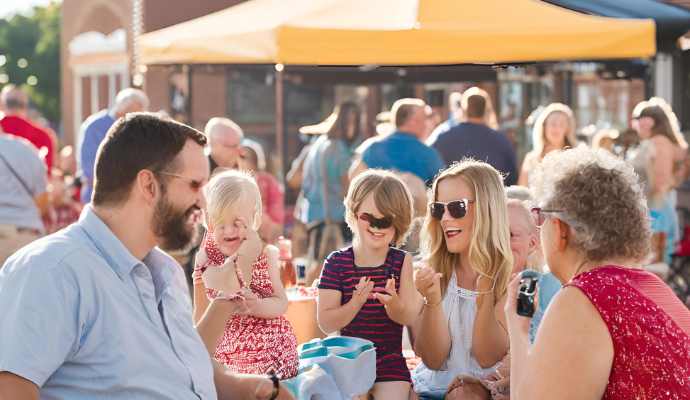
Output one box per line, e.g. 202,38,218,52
152,193,199,251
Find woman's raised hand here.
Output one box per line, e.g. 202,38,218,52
414,266,443,305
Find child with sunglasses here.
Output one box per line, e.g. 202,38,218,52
317,170,423,400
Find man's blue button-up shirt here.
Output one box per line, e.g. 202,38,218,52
0,206,217,399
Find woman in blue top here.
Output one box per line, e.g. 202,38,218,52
300,102,361,273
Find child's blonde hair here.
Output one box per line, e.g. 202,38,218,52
344,169,414,247
203,169,262,230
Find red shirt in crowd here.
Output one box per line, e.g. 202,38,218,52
255,171,285,224
0,114,54,171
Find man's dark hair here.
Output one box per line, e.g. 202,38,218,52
92,112,206,206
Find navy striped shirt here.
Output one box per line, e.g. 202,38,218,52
318,246,410,382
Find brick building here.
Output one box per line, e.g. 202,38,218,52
61,0,690,167
61,0,243,148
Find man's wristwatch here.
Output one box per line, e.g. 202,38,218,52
268,373,280,400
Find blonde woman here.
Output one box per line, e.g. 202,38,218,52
518,103,577,186
411,160,513,400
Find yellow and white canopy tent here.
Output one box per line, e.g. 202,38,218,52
139,0,656,173
139,0,655,66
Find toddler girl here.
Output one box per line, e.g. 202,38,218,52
193,170,298,378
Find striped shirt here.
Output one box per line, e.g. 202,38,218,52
318,246,410,382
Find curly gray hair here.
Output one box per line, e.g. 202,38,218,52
530,146,651,263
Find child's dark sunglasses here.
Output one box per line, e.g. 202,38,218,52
429,199,474,220
357,212,393,230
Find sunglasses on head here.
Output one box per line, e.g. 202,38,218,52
357,212,393,230
429,199,474,220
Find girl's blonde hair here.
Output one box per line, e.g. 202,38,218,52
531,103,577,158
344,169,414,247
203,169,262,230
422,160,513,299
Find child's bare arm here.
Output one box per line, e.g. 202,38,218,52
192,251,211,324
240,245,288,319
317,277,373,334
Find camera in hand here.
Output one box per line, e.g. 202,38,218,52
516,270,540,317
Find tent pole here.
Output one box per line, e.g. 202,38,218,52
275,65,285,181
186,64,193,127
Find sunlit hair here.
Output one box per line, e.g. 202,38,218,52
591,129,619,150
392,98,426,128
344,169,414,247
203,169,262,231
506,199,543,272
326,101,361,143
460,87,498,129
422,160,513,298
505,185,533,202
531,147,651,263
633,98,688,149
530,103,577,158
204,117,244,145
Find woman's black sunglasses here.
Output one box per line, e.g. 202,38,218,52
429,199,474,220
357,212,393,229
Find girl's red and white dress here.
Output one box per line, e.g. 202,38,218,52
194,233,299,378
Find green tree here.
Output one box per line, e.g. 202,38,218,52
0,3,61,124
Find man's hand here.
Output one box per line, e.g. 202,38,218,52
254,377,294,400
236,289,260,316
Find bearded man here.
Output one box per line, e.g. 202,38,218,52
0,113,293,400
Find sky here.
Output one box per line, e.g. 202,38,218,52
0,0,57,18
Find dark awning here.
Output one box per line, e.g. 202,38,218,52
545,0,690,51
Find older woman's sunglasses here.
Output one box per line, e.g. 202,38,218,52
430,199,474,220
357,212,393,230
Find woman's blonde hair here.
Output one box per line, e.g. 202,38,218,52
203,169,262,230
344,169,414,247
531,103,577,158
633,97,688,149
421,160,513,299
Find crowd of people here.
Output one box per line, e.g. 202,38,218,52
0,81,689,400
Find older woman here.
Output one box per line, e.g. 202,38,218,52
506,146,690,399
